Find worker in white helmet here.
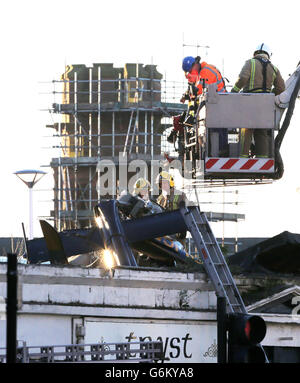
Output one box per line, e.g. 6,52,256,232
231,43,285,158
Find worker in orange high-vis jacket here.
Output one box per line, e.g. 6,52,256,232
180,56,228,156
182,56,226,97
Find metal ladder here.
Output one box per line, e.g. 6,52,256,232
180,204,246,314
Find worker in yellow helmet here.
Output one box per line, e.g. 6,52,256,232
133,177,151,200
133,177,163,214
156,171,178,210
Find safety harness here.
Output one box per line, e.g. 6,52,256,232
157,193,181,210
248,57,277,93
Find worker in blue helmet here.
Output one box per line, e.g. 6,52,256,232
180,56,202,116
176,55,228,157
182,56,196,72
181,55,226,124
166,56,202,157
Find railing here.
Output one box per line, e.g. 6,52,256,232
0,340,164,363
47,77,186,106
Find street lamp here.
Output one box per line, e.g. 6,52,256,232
14,169,46,240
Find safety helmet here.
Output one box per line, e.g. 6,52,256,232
133,178,151,195
156,171,175,188
182,56,195,72
254,43,272,58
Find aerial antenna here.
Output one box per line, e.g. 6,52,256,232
182,35,210,57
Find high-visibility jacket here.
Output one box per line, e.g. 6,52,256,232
156,189,186,211
156,190,187,241
231,53,285,95
186,62,226,95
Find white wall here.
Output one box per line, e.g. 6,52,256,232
0,315,71,348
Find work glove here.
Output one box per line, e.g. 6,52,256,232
180,92,190,103
167,129,176,143
189,84,199,98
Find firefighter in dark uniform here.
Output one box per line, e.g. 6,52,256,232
231,43,285,158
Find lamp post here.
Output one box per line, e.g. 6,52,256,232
14,170,46,240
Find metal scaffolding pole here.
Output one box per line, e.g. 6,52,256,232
112,111,116,198
61,166,68,229
235,190,239,252
66,167,73,223
136,63,139,154
88,67,93,226
74,71,79,227
150,111,154,192
112,111,115,158
144,111,148,155
97,66,101,203
151,112,154,160
57,120,62,232
118,72,122,103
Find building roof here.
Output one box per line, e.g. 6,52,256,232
228,231,300,275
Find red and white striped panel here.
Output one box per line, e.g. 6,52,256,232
205,158,274,173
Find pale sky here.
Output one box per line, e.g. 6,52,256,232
0,0,299,240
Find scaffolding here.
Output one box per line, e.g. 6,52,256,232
45,62,186,231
